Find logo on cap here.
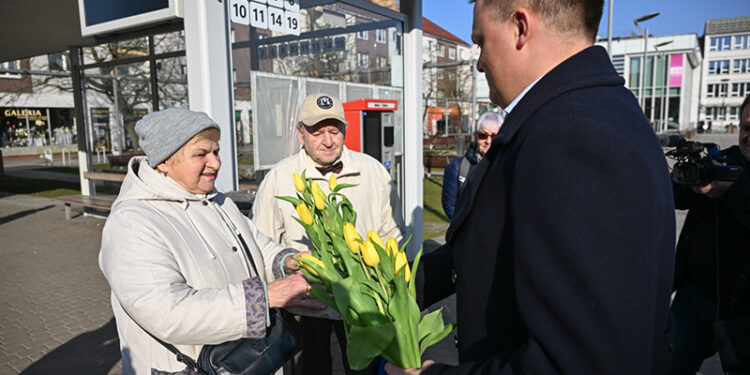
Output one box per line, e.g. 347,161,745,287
317,96,333,109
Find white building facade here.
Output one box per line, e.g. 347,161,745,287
596,34,702,133
700,16,750,130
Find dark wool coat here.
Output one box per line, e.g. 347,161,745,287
417,46,676,375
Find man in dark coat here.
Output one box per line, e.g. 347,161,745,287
386,0,675,374
668,94,750,374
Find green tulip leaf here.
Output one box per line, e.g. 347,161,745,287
346,323,395,370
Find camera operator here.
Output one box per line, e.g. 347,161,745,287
669,94,750,374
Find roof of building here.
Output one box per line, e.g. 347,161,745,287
705,16,750,35
423,17,470,46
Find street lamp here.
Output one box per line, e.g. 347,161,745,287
654,40,673,132
633,12,660,109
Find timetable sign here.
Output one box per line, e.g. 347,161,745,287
232,0,300,37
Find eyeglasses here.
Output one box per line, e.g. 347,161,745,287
477,132,497,140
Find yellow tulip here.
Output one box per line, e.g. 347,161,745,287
386,237,399,257
329,174,338,191
296,203,313,225
368,230,385,250
299,253,325,276
311,182,326,210
343,222,362,253
362,240,380,267
293,172,305,193
395,251,411,282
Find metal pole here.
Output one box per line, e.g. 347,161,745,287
650,51,658,123
471,57,477,140
607,0,613,58
24,109,31,147
46,108,52,145
112,77,123,154
661,53,669,132
639,28,648,109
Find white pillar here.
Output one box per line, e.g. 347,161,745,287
402,0,424,258
183,0,238,192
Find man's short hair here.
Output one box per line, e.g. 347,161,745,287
471,0,604,42
741,94,750,119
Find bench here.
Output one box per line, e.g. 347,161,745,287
84,171,125,182
55,194,117,220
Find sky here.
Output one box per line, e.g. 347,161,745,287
423,0,750,45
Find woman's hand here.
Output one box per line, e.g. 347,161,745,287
267,273,326,310
283,251,311,275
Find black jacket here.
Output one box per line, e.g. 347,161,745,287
417,46,675,374
442,142,481,219
674,145,750,314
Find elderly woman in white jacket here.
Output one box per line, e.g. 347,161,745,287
99,108,324,375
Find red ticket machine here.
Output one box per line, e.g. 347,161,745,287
343,98,398,168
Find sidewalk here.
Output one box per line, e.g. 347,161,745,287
0,193,120,375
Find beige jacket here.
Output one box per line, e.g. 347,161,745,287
100,157,288,375
252,147,403,251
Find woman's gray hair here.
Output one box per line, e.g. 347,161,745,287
476,111,503,133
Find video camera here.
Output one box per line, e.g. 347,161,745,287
658,134,744,186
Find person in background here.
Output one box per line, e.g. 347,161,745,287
669,94,750,374
99,108,324,375
387,0,675,373
251,93,403,375
441,112,503,219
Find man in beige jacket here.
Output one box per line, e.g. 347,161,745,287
251,93,403,375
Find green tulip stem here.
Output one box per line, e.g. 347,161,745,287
375,268,388,299
357,252,372,281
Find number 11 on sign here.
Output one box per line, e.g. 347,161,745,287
249,2,268,29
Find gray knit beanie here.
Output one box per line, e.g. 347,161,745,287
135,108,220,168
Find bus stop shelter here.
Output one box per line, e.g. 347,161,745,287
0,0,425,254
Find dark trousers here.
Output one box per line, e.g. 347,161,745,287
282,311,380,375
668,282,749,375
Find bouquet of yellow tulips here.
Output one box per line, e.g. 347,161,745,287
276,171,455,370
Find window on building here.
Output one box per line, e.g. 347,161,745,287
0,60,20,78
612,54,625,77
376,56,387,68
438,44,445,57
448,47,456,59
376,29,385,43
706,106,727,121
448,71,455,80
733,58,750,74
358,30,368,40
358,53,369,68
734,34,750,50
710,36,732,51
629,57,641,88
437,70,444,80
731,82,750,97
708,60,731,75
729,106,740,121
47,53,69,71
706,83,728,98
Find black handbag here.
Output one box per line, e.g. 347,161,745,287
197,308,296,375
122,232,296,375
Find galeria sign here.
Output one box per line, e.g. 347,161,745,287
230,0,300,36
